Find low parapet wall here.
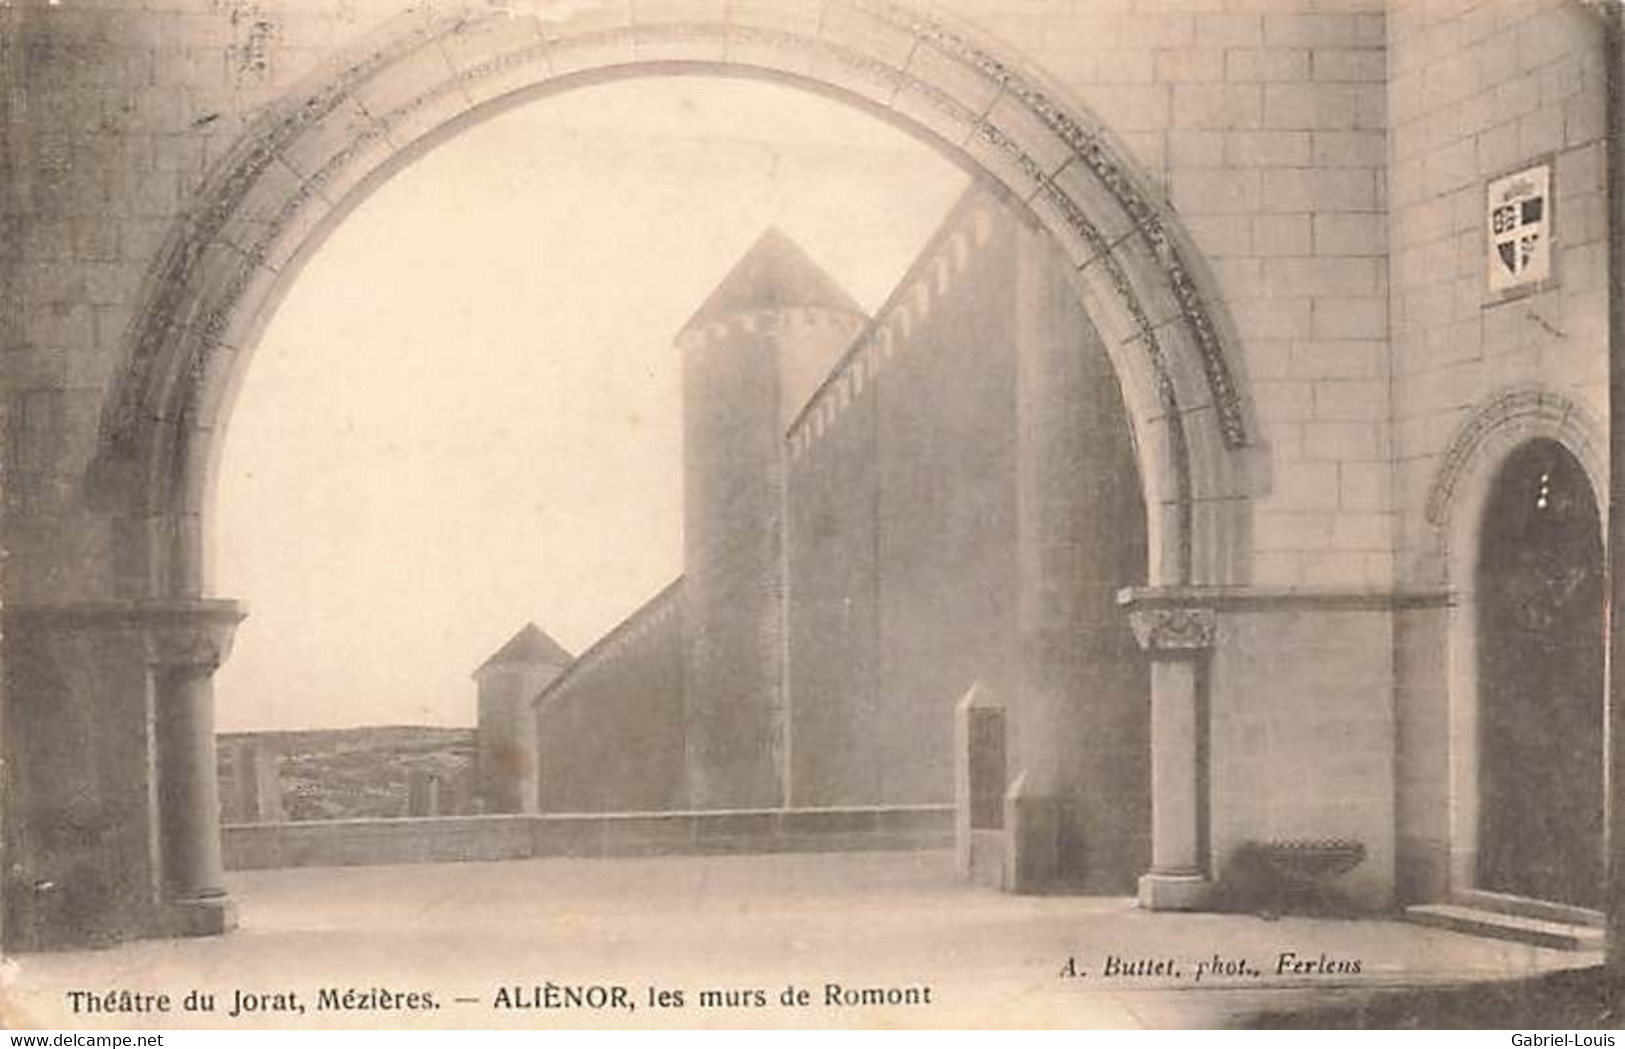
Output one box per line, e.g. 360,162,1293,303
222,805,953,871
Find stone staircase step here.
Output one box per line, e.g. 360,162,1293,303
1450,889,1604,929
1404,903,1604,952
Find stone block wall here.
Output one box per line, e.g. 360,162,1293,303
1387,0,1609,581
3,616,159,948
0,0,376,605
1207,598,1399,910
942,0,1393,591
1392,601,1451,902
1385,0,1612,907
534,580,686,815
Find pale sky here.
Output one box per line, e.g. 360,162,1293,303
213,76,970,731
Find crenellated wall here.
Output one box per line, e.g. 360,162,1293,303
785,188,1022,809
784,186,1152,892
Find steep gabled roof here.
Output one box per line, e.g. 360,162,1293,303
473,622,573,677
680,227,867,333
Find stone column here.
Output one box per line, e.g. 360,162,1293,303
1126,603,1215,910
146,601,244,935
2,599,244,947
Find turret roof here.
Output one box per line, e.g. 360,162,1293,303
681,227,867,333
473,622,573,676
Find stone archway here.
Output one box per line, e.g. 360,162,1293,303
32,0,1263,947
91,1,1257,603
1423,388,1609,908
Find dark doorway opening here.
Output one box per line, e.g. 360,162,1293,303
1475,438,1605,908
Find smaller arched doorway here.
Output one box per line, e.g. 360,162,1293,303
1474,438,1605,908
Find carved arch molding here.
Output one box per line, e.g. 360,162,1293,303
1421,386,1607,585
93,0,1257,590
1425,387,1606,532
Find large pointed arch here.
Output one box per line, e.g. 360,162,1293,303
90,0,1260,598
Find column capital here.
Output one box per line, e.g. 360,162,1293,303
140,600,246,670
5,599,247,666
1125,606,1216,653
1117,586,1220,654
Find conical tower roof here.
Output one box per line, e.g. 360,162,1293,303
681,227,867,333
473,622,573,677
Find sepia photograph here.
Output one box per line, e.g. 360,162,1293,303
0,0,1620,1030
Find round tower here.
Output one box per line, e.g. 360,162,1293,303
678,228,868,808
472,622,573,814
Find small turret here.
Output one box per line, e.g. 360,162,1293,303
473,622,572,813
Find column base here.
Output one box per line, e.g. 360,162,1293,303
1137,871,1211,911
160,895,238,938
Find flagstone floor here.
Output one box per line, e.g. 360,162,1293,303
1,850,1604,1029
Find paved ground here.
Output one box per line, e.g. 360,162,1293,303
0,851,1605,1028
